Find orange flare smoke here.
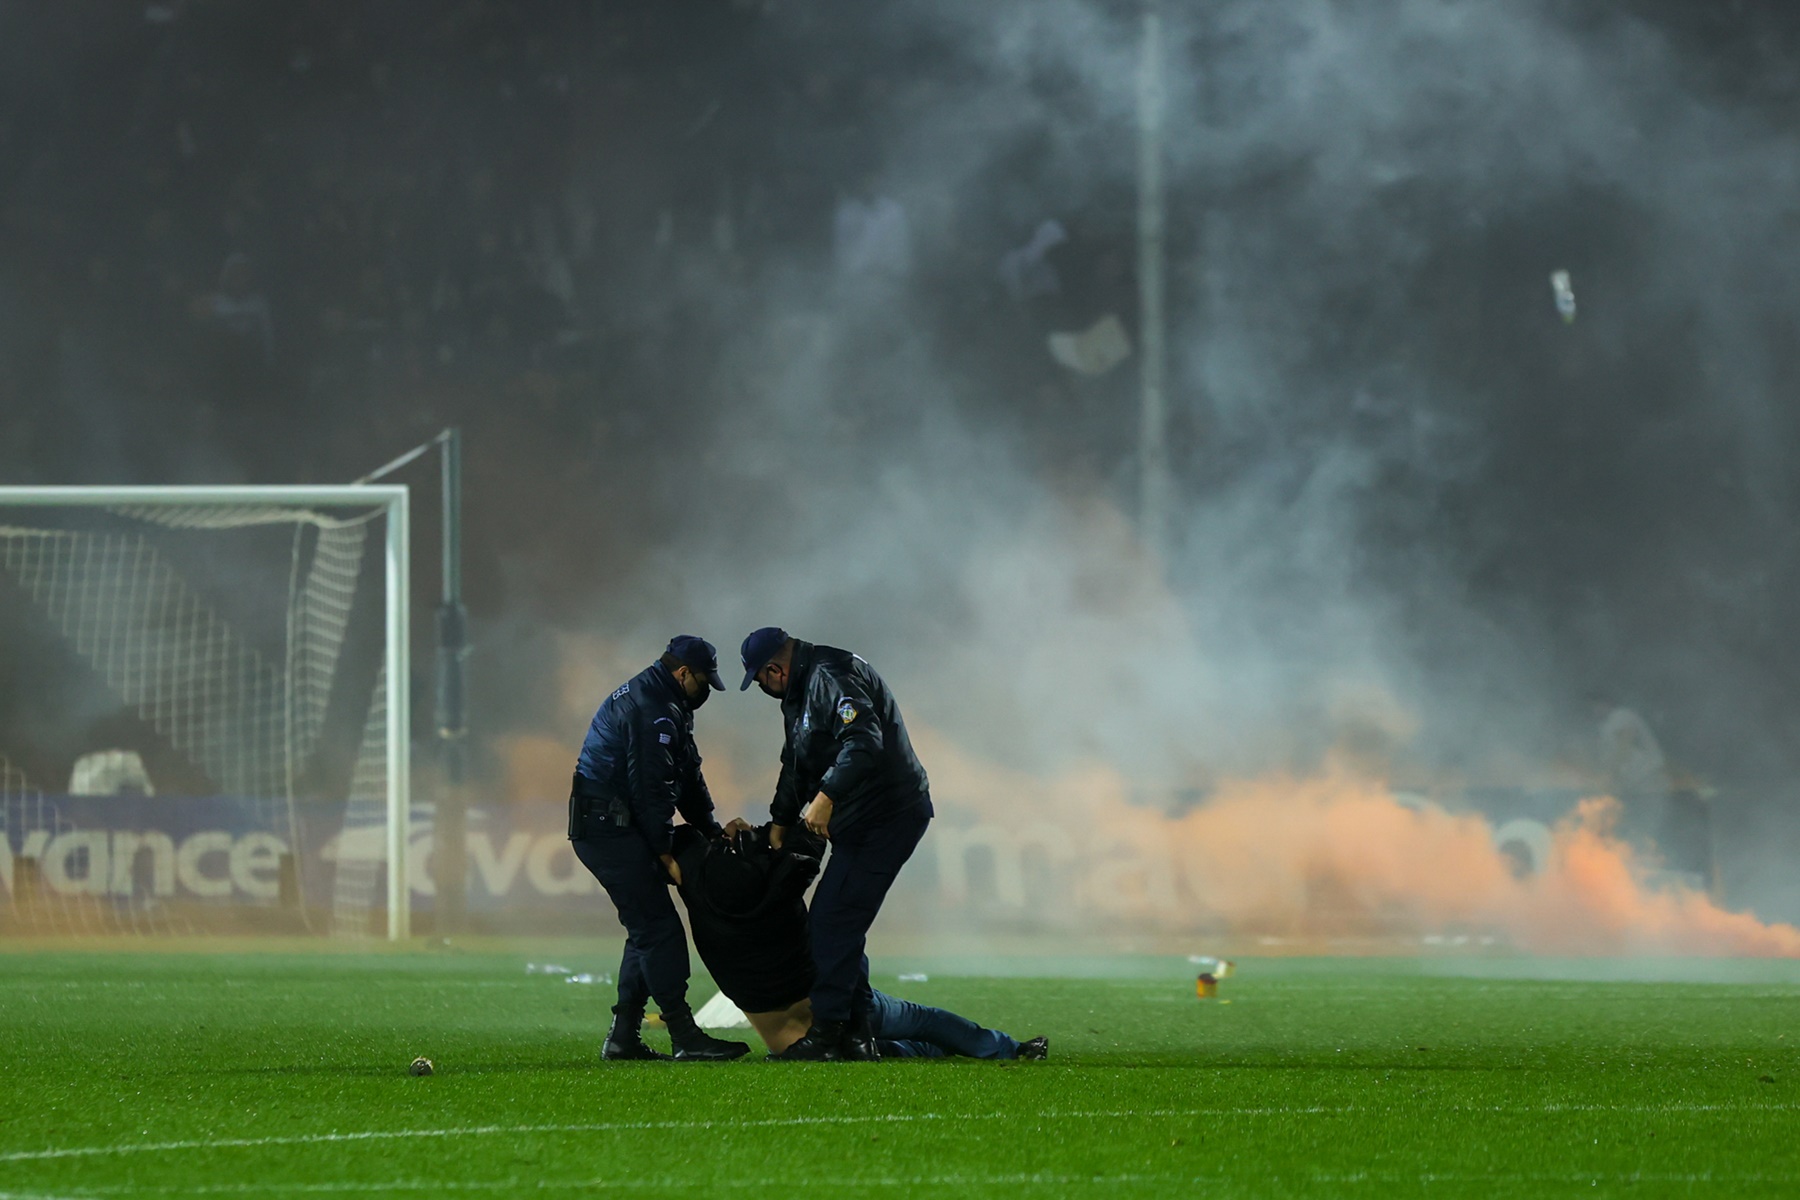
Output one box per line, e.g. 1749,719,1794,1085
916,733,1800,956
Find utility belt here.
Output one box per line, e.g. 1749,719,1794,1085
568,771,632,839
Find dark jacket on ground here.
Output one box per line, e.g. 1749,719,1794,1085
570,660,720,855
671,824,820,1013
771,641,932,841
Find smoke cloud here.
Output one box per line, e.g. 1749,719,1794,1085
915,732,1800,955
7,2,1800,941
492,0,1800,941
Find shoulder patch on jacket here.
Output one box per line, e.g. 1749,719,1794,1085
837,698,858,725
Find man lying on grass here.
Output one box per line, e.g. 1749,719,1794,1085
670,823,1048,1061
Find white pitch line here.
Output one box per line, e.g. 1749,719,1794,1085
5,1101,1795,1167
62,1170,1800,1196
0,1108,1310,1165
68,1177,1196,1196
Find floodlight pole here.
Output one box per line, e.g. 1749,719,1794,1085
434,429,468,937
1136,0,1173,554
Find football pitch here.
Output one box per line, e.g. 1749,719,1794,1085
2,948,1797,1198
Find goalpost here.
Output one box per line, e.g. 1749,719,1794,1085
0,485,412,940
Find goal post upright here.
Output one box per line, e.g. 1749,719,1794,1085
383,485,409,941
0,483,414,940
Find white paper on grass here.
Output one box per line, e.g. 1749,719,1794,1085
695,990,751,1029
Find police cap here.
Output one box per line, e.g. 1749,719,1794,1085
738,626,788,691
666,635,726,691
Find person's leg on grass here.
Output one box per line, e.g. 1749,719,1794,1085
575,838,674,1060
613,936,648,1014
809,814,928,1019
877,1039,946,1058
579,841,691,1009
868,988,1021,1059
770,847,863,1059
620,883,746,1061
808,853,901,1060
781,810,929,1061
805,845,874,1024
576,838,746,1060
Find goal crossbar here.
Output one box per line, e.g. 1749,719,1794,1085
0,485,412,940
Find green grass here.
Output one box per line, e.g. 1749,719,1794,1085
2,948,1797,1198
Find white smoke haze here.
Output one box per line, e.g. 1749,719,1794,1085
475,0,1800,949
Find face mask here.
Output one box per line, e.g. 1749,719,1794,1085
688,679,711,709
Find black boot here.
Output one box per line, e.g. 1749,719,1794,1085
602,1008,672,1061
772,1019,847,1061
841,1011,881,1062
664,1007,750,1062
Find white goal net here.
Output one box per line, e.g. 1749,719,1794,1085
0,486,411,939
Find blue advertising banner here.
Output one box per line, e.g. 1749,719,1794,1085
2,795,295,905
0,795,600,917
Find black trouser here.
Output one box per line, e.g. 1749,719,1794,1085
807,805,931,1024
572,833,690,1018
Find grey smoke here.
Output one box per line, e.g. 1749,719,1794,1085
5,2,1799,912
554,1,1800,820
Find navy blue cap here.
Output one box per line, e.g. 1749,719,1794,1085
739,626,788,691
666,635,725,691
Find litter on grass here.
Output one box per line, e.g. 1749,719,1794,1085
695,990,752,1029
565,972,613,985
898,972,930,982
526,963,573,975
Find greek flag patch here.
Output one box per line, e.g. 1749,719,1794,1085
658,733,672,744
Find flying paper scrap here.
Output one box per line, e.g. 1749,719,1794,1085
1550,270,1577,324
1048,313,1132,377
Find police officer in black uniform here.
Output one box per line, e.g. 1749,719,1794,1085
738,626,934,1061
569,635,750,1062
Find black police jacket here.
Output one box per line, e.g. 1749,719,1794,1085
771,641,931,840
571,660,720,855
